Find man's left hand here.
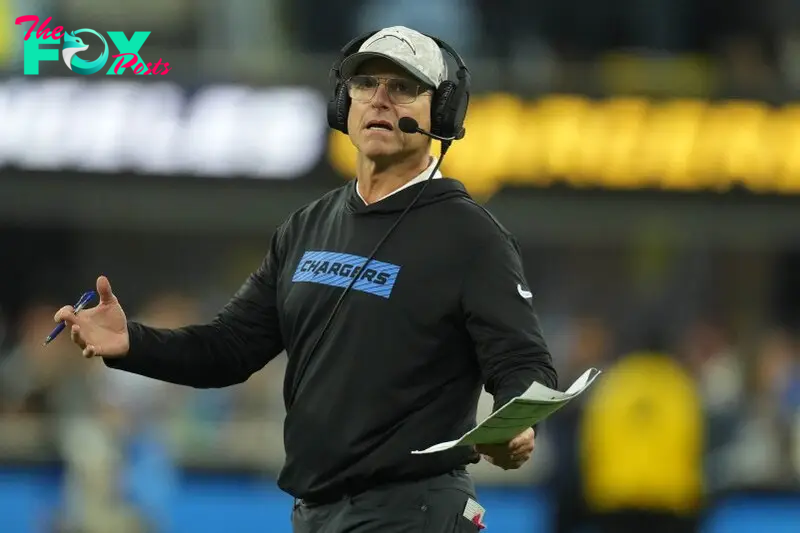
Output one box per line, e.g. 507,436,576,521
475,427,535,470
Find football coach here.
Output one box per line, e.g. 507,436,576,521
55,26,558,533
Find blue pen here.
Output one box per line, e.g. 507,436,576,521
44,290,97,346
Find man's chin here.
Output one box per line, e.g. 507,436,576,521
359,141,402,160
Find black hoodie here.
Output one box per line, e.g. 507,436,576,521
105,177,557,502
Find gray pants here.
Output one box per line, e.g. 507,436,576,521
291,470,484,533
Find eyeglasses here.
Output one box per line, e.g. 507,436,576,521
346,75,432,105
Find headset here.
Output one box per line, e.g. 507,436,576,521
326,30,471,141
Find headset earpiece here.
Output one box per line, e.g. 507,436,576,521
327,81,351,134
429,81,456,138
429,40,470,140
327,31,377,134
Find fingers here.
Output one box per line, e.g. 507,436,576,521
497,450,531,469
54,305,76,324
96,275,116,304
57,309,96,356
56,305,85,338
69,324,98,358
510,446,533,463
70,324,86,349
509,434,526,449
54,295,104,358
477,430,534,455
508,429,535,460
509,428,535,450
509,437,534,456
479,429,536,470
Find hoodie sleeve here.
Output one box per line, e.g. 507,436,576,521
461,231,558,413
103,229,285,388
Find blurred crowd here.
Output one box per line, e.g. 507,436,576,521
0,291,287,533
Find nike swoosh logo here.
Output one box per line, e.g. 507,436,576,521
517,284,533,299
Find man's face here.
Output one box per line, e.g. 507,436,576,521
346,58,433,160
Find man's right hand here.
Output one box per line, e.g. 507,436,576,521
54,275,130,358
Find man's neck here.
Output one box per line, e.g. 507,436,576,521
356,152,431,205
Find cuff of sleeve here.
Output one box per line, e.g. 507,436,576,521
102,322,144,370
491,395,514,415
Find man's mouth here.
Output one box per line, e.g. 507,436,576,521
366,120,393,131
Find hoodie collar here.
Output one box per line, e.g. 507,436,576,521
355,157,442,206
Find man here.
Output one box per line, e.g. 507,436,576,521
55,26,557,533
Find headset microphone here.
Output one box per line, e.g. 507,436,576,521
398,117,464,142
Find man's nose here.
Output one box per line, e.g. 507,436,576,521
371,84,392,108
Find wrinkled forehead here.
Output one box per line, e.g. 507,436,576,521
355,58,417,80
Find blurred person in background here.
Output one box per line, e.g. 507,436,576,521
0,302,72,420
546,316,614,533
90,292,203,533
0,302,136,533
720,328,799,488
679,318,744,492
0,301,95,454
215,354,287,471
52,25,558,533
580,348,703,533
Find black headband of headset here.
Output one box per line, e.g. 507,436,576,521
329,30,471,86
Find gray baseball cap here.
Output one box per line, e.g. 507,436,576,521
339,26,447,88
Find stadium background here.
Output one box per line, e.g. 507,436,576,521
2,1,800,532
